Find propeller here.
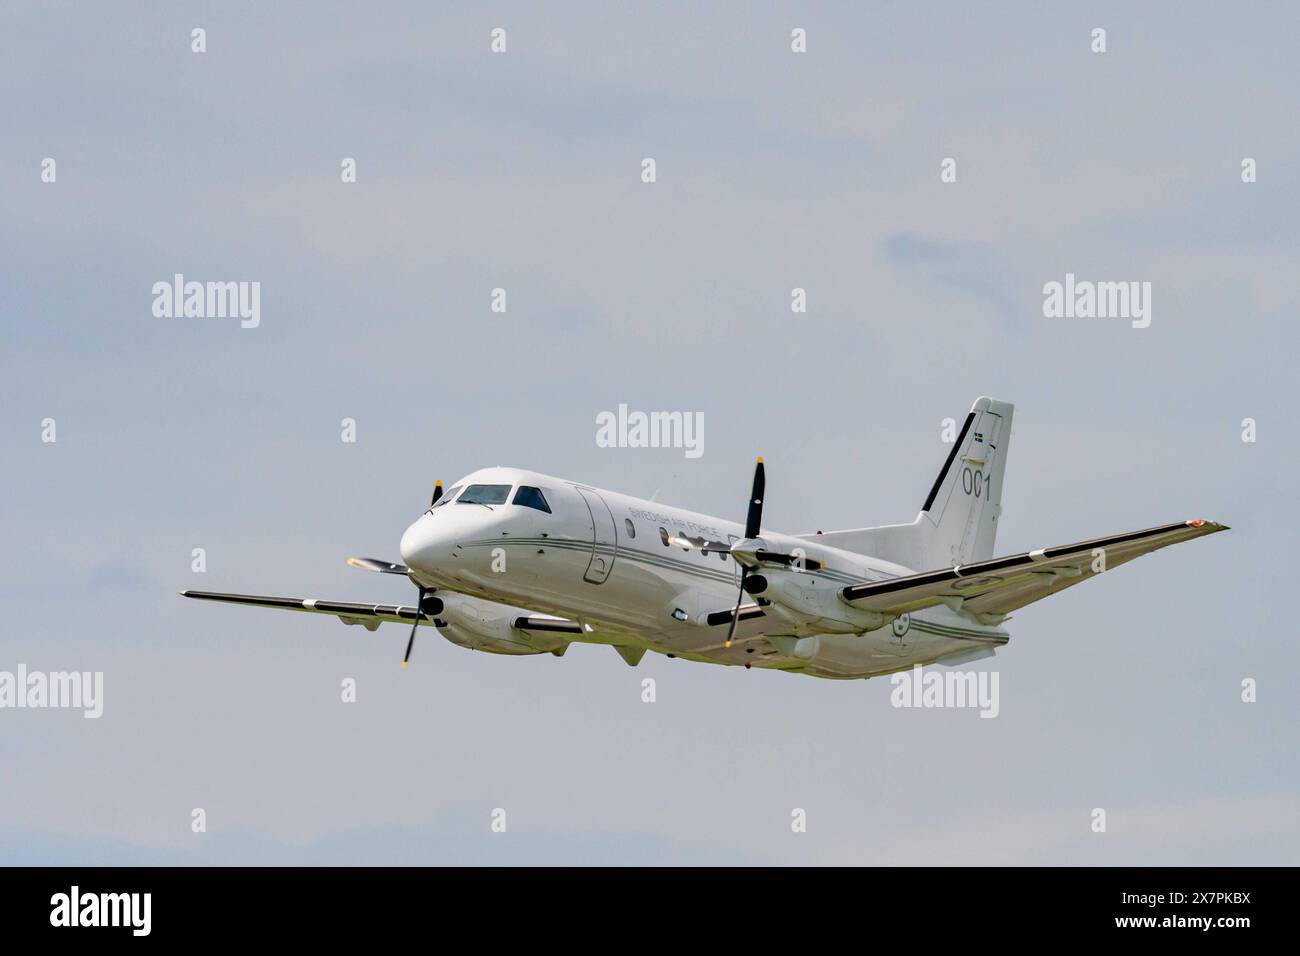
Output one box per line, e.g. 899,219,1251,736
722,457,765,648
352,479,446,667
701,458,824,648
402,587,425,668
403,481,446,667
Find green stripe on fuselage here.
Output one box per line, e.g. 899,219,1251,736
458,538,1006,642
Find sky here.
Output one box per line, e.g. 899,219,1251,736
2,1,1298,865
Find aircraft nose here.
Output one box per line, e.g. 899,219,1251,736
400,515,448,571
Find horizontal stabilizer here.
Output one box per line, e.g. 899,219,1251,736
840,519,1227,619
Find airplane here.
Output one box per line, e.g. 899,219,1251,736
182,397,1227,680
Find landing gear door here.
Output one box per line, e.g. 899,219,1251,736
577,488,618,584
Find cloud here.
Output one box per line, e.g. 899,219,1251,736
880,232,1025,325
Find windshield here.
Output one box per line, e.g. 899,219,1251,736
429,485,463,510
457,484,512,506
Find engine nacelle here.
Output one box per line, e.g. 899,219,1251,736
436,594,568,655
749,569,890,635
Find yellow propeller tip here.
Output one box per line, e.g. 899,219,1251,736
435,480,442,486
724,641,732,649
401,661,408,668
756,456,763,463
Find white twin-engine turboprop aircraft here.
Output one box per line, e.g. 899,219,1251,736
183,397,1227,680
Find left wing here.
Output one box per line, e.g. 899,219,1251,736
839,519,1227,622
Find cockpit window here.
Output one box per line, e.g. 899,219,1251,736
457,484,512,506
430,485,463,510
512,485,552,514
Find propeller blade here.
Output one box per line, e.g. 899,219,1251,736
402,586,424,668
429,481,444,507
663,531,732,554
724,568,749,649
347,556,410,575
727,457,771,646
744,458,765,539
753,549,823,571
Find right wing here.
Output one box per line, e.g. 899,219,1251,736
181,590,428,631
182,589,585,637
839,519,1227,622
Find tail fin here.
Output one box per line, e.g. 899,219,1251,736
797,397,1014,571
917,396,1013,566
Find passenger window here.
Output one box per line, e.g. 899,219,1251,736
458,484,512,506
659,527,669,547
624,518,635,538
512,485,552,514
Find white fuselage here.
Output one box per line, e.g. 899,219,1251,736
399,467,1008,679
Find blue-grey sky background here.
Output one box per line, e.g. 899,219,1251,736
2,1,1297,864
